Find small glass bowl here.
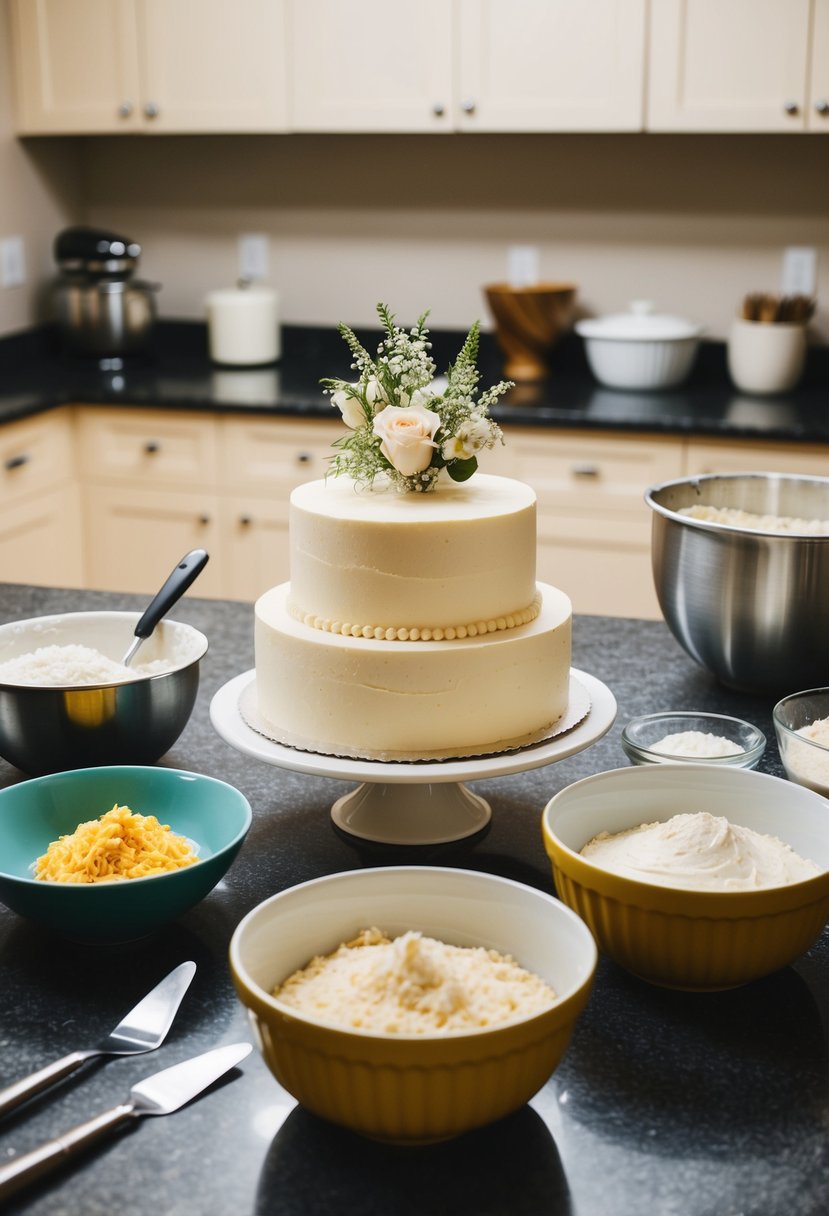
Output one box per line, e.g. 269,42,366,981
621,711,766,768
773,688,829,798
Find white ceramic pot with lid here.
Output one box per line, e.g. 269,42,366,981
575,300,703,391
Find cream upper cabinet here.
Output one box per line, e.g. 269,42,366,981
10,0,142,134
456,0,646,132
10,0,288,135
648,0,815,132
137,0,288,133
287,0,454,132
810,0,829,130
288,0,645,133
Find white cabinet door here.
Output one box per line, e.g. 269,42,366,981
648,0,812,132
457,0,646,132
287,0,454,132
10,0,288,135
809,0,829,131
138,0,288,132
10,0,141,134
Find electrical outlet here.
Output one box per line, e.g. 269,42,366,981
238,233,269,282
507,245,540,288
0,236,26,287
781,247,817,296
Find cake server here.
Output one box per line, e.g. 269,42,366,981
0,960,196,1120
0,1042,252,1201
121,548,209,666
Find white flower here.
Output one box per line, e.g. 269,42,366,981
373,403,441,477
331,386,365,430
365,377,387,406
442,416,492,462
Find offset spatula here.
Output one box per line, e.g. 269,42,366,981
0,1042,252,1201
0,960,196,1120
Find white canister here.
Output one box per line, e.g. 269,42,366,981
727,319,807,395
207,283,281,366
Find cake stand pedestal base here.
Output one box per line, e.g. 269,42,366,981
331,781,491,846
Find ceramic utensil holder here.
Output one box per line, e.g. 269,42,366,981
727,319,807,395
484,282,576,381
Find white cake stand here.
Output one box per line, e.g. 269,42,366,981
210,668,616,847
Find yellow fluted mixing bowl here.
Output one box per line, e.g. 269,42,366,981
229,865,597,1144
542,765,829,992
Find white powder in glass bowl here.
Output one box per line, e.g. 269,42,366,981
650,730,745,759
783,716,829,798
0,643,173,687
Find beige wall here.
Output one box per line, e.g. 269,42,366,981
0,1,80,334
80,131,829,343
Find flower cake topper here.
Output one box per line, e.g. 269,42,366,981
322,303,513,492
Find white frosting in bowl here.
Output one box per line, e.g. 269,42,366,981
581,811,820,891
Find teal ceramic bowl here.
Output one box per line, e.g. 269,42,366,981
0,765,252,943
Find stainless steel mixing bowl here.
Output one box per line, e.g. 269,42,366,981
646,472,829,694
0,612,207,775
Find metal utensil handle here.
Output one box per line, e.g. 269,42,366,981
0,1102,135,1200
0,1050,90,1121
133,549,209,640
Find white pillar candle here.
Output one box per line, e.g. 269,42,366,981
206,285,281,366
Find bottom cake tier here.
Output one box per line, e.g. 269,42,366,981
253,582,572,761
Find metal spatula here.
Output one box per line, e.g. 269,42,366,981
0,960,196,1119
0,1042,252,1201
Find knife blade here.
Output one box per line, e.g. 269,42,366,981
0,960,197,1120
0,1042,252,1202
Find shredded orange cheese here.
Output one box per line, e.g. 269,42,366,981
35,803,198,883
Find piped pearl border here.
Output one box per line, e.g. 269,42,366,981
287,593,542,642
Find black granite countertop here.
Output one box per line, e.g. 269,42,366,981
1,320,828,444
1,583,827,1216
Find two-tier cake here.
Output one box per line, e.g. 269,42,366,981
252,303,573,760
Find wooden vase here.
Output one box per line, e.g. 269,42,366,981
484,283,577,381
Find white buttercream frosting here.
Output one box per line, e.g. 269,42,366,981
580,811,819,891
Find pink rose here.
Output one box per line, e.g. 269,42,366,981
372,403,441,477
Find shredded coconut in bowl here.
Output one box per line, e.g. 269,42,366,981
0,643,174,687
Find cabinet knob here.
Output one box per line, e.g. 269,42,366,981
783,100,800,116
570,464,601,479
4,453,30,472
239,514,252,526
144,101,160,119
815,99,829,115
144,441,160,454
198,514,211,526
432,102,445,117
460,98,476,115
296,451,312,464
118,101,133,118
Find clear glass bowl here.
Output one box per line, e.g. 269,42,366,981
773,688,829,798
621,711,766,768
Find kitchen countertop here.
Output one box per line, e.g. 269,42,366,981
1,320,828,443
1,583,828,1216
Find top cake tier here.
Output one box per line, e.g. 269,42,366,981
288,473,538,634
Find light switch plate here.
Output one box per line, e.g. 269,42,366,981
0,236,26,287
781,247,817,296
238,233,269,282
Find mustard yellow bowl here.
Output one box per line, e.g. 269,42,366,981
228,865,597,1144
542,765,829,992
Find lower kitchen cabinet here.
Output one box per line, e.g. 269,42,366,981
686,438,829,476
0,408,84,589
81,483,224,596
0,484,84,589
